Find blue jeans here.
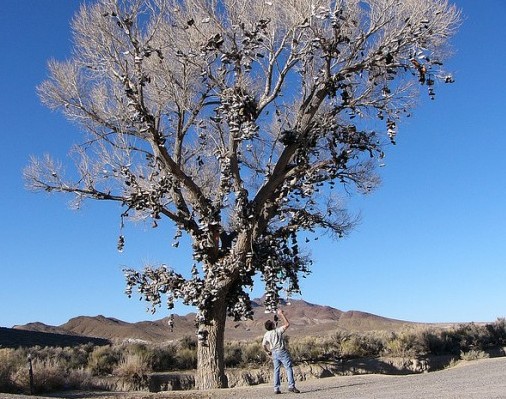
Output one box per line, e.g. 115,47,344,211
272,349,295,391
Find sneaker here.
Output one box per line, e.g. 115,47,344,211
274,389,281,394
288,387,300,393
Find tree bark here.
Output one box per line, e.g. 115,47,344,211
195,294,228,390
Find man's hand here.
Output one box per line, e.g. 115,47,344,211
277,308,290,329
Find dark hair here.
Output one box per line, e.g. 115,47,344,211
264,320,275,331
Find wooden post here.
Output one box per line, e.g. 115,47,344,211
28,353,34,395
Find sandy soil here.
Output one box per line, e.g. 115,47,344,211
2,357,506,399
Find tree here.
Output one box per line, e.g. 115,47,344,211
25,0,461,389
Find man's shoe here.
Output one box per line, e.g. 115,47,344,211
288,387,300,393
274,389,281,394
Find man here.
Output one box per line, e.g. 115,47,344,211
262,308,300,394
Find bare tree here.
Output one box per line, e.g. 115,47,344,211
25,0,460,389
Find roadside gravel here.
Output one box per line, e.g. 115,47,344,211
2,357,505,399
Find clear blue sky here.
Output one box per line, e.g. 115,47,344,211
1,0,505,328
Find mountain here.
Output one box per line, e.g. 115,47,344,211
61,314,197,342
13,322,80,336
11,298,414,344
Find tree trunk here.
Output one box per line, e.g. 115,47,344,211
195,294,228,390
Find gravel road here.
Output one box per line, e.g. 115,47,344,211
190,357,506,399
2,357,505,399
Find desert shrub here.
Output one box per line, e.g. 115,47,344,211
290,336,329,362
0,348,23,393
453,323,492,351
88,345,121,375
65,344,95,370
242,341,268,365
366,334,387,357
113,352,150,390
436,329,462,355
446,357,460,369
383,328,429,358
420,329,454,356
341,334,382,358
0,346,98,394
28,345,94,371
384,335,411,358
340,335,365,358
485,318,506,347
330,331,383,359
149,343,178,371
319,336,339,359
175,348,197,370
124,342,152,358
122,343,161,369
178,335,197,351
174,336,197,369
327,330,348,358
224,342,243,368
327,331,383,359
460,349,489,361
11,357,66,394
66,367,94,390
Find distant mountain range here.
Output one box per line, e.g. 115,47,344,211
6,298,416,347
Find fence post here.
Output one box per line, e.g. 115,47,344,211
28,353,34,395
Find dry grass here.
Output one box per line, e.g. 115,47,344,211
113,352,150,390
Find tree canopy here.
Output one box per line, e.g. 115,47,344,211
26,0,460,388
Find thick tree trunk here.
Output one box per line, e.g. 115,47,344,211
195,295,228,390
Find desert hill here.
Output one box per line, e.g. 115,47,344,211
0,326,110,349
9,298,415,346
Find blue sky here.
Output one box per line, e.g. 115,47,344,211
1,0,505,328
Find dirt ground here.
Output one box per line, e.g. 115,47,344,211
2,357,506,399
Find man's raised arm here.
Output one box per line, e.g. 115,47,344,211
278,309,290,330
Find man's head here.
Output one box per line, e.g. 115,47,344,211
264,320,275,331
